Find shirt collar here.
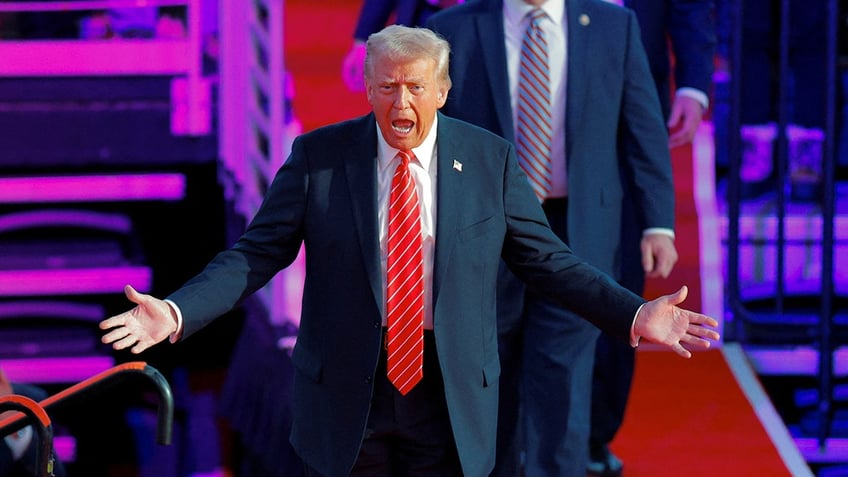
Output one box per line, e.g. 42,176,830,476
376,113,438,170
504,0,564,29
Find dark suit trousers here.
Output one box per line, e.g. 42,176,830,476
493,198,602,477
589,190,642,453
306,331,462,477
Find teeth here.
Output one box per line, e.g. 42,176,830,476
393,124,413,134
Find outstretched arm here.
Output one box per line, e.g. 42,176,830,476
99,285,178,354
633,286,720,358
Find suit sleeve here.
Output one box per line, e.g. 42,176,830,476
353,0,399,41
498,142,644,342
619,10,676,232
167,138,309,338
668,0,717,95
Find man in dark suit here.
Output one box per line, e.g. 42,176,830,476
100,25,719,477
427,1,678,476
342,0,462,91
592,1,715,474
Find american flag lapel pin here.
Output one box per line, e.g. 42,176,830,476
453,160,463,172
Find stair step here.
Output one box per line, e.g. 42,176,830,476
0,39,194,77
0,173,186,203
2,356,115,384
0,76,174,103
0,267,152,296
0,108,218,167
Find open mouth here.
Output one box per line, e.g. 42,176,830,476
392,120,414,135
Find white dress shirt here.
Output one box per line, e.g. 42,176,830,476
504,0,568,198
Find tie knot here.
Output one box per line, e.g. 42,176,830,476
398,150,414,167
529,8,546,25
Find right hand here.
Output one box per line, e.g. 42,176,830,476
99,285,177,354
341,41,367,92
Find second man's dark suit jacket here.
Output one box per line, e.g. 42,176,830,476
165,112,645,477
427,0,675,279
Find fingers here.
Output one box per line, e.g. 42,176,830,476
641,235,678,278
684,309,719,329
100,318,131,343
667,285,688,306
110,332,138,351
671,342,692,359
641,251,655,276
341,42,367,92
668,125,695,149
99,309,129,332
645,256,675,279
680,331,713,349
124,284,142,303
100,317,154,354
667,96,703,148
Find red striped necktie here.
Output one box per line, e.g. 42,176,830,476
516,8,553,201
386,149,425,395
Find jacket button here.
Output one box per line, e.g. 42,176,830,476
373,320,380,328
364,376,372,384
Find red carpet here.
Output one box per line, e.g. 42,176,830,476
612,349,794,476
643,142,703,311
283,1,803,475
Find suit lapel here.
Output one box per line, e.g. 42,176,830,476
432,113,463,310
344,115,384,316
565,0,590,162
477,1,515,142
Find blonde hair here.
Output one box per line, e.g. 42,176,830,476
364,25,452,89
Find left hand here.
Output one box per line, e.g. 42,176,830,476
641,233,678,279
667,95,704,148
634,286,720,358
341,41,367,92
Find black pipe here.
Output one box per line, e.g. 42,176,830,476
818,0,839,451
0,395,53,477
0,362,173,445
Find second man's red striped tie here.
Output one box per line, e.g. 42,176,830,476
516,8,552,201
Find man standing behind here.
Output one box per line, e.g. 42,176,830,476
341,0,463,92
592,1,716,475
427,1,677,476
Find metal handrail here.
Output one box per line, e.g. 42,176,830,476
726,0,839,453
0,362,173,445
0,395,53,477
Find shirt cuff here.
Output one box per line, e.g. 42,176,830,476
163,299,184,344
630,302,647,347
642,227,675,240
676,87,709,111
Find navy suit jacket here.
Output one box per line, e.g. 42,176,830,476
166,113,644,477
626,0,716,116
353,0,436,40
427,0,674,277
